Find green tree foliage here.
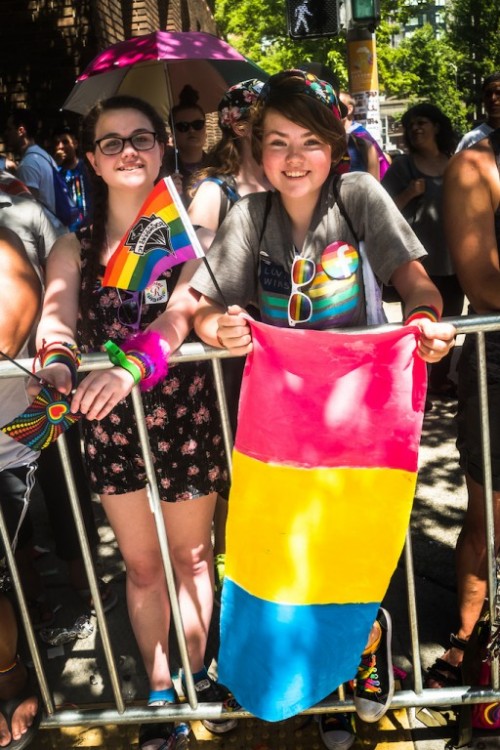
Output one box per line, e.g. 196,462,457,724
445,0,500,118
215,0,348,82
377,24,468,132
213,0,490,133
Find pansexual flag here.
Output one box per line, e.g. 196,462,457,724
103,176,204,291
219,320,427,722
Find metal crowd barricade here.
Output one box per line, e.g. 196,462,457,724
0,313,500,734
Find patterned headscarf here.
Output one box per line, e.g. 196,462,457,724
259,69,344,121
218,79,264,130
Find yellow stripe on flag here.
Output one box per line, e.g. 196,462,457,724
227,450,416,605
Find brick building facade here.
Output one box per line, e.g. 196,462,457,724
0,0,218,136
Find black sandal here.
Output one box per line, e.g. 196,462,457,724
425,633,467,688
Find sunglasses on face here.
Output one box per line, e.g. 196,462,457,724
117,290,143,332
173,119,205,133
94,131,157,155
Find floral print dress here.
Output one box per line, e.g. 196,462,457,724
76,229,229,502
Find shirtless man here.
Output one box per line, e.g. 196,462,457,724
427,129,500,687
0,226,42,748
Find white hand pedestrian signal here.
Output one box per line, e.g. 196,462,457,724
294,0,312,34
286,0,340,39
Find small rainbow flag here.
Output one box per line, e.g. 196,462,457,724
102,176,204,291
219,321,427,722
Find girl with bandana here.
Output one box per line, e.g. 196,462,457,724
190,69,456,750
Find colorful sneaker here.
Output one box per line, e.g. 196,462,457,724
317,712,355,750
354,607,394,723
188,674,239,734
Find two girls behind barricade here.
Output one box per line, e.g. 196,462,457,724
189,69,456,749
34,95,237,750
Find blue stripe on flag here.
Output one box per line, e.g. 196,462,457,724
218,577,379,722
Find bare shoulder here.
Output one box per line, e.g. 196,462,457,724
446,139,497,187
48,231,82,264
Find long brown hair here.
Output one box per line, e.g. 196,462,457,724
80,96,167,328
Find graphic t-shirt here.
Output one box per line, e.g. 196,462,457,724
191,172,427,330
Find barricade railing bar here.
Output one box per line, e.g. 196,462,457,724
1,312,500,732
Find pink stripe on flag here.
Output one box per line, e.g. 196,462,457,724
234,321,427,471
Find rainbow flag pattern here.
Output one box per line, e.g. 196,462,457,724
219,320,427,722
102,177,204,291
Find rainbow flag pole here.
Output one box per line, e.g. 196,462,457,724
102,176,228,307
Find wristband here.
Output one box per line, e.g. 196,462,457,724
34,340,81,388
104,341,142,385
121,331,170,391
404,304,441,326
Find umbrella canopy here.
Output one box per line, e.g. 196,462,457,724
63,31,268,120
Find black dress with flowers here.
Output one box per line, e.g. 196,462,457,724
76,229,229,502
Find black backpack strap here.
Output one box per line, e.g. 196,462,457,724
258,191,273,250
331,174,359,243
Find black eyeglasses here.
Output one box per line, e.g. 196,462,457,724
173,119,205,133
95,131,157,155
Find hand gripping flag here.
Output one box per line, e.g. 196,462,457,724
219,320,427,722
102,176,204,291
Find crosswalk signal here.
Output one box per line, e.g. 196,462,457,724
350,0,380,28
285,0,340,40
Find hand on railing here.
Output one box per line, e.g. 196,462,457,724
408,319,457,364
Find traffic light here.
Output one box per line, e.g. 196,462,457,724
285,0,340,40
350,0,380,28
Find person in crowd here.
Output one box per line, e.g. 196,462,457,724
34,95,235,749
339,91,391,180
382,103,463,397
0,226,43,750
426,124,500,690
163,85,208,201
4,109,58,215
53,125,93,231
190,69,456,750
187,78,271,602
339,91,380,180
455,71,500,152
0,189,117,625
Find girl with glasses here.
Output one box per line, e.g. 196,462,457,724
190,70,456,750
35,95,233,749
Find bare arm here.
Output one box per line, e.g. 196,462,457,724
0,228,41,358
444,143,500,312
188,181,223,252
365,142,380,182
392,179,425,211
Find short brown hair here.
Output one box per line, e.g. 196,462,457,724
251,74,345,166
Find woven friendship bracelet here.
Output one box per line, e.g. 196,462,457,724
104,341,142,385
404,304,441,325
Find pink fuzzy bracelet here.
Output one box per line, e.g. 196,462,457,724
122,330,170,392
